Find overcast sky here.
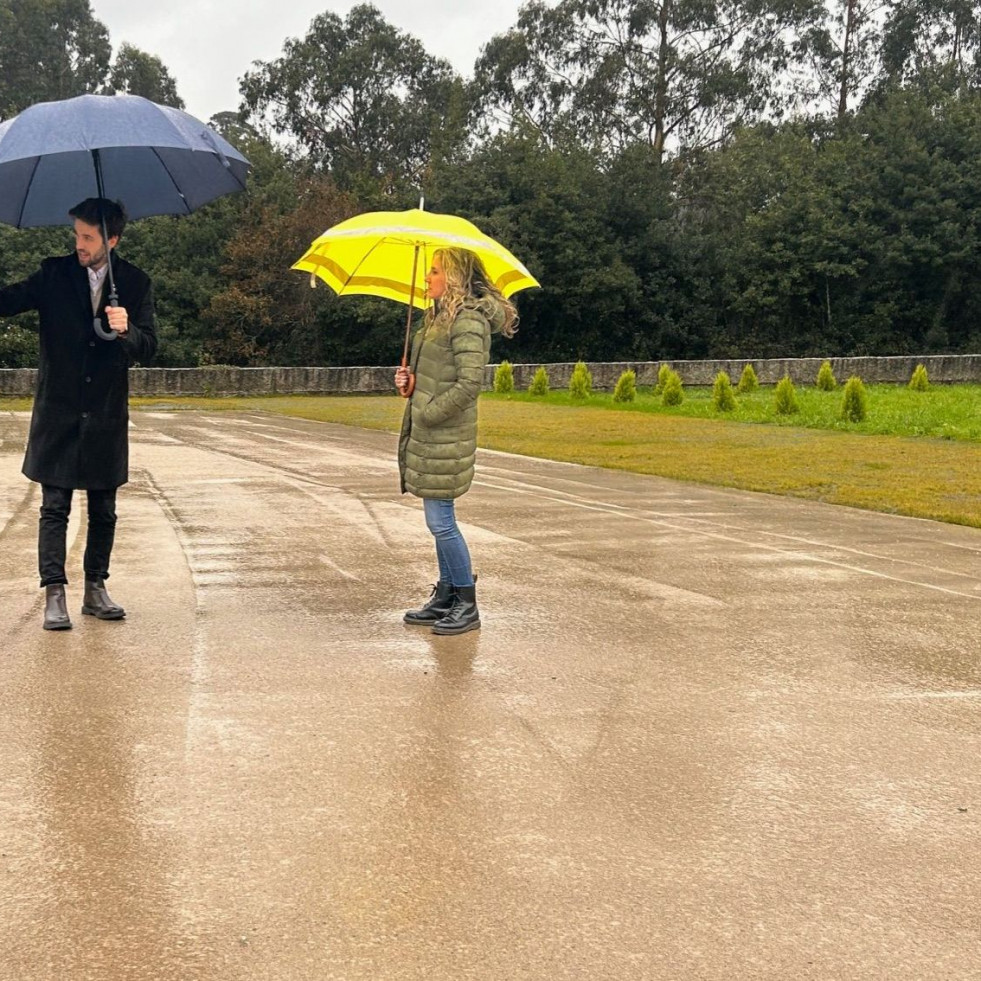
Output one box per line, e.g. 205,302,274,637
88,1,527,123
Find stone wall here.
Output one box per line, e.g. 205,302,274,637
2,354,981,398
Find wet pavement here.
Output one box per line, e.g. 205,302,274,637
1,407,979,981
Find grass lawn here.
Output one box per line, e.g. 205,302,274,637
4,382,981,528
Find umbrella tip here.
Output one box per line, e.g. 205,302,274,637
309,273,318,289
419,196,425,211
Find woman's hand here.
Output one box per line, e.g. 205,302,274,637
394,366,413,397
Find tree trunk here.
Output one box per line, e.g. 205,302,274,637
837,0,856,119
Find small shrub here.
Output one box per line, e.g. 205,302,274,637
528,366,550,396
661,369,684,406
840,375,868,422
736,363,758,393
612,369,636,403
774,375,800,415
655,362,672,394
816,360,837,391
712,371,736,411
569,360,593,399
909,363,929,391
493,360,514,393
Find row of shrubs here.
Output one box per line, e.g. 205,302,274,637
492,360,936,423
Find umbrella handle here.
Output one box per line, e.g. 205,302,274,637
92,294,119,342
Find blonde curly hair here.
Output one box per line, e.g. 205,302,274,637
425,247,518,338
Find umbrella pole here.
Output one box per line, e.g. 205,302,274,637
91,149,119,341
398,244,420,398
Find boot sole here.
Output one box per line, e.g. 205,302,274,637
431,619,481,636
43,620,72,631
81,606,126,620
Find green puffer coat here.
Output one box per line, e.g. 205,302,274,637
398,296,505,499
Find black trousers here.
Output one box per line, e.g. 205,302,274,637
38,485,117,587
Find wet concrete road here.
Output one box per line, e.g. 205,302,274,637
1,408,979,981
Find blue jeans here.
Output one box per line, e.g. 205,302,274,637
422,498,474,588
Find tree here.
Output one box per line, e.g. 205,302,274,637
426,129,644,363
197,144,361,367
473,0,821,163
794,0,886,118
107,43,184,107
240,3,466,194
880,0,981,85
0,0,111,117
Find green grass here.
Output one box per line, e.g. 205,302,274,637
485,383,981,441
3,384,981,527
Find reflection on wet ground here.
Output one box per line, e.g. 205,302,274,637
1,408,979,980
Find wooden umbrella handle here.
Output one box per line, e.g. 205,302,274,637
397,245,420,398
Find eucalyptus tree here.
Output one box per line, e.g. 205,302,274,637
106,43,184,107
473,0,822,162
792,0,886,118
880,0,981,84
0,0,111,117
239,3,467,194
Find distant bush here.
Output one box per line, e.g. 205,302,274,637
613,369,637,403
774,375,800,415
909,364,929,391
661,369,684,406
528,366,550,396
569,360,593,399
736,363,758,393
816,360,837,391
841,376,868,422
713,371,736,411
655,362,673,394
0,325,39,368
493,360,514,393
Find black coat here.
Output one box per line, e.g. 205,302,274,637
0,252,157,489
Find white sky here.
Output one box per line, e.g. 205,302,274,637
87,1,527,123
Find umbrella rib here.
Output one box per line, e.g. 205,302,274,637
344,236,421,295
150,147,192,215
15,157,43,228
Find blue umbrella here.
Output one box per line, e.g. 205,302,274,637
0,93,251,338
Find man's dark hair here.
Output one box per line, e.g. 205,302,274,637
68,198,127,241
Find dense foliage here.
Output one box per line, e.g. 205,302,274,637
1,0,979,368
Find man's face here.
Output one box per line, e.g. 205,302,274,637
73,218,118,269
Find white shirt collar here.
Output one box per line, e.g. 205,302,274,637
87,263,109,291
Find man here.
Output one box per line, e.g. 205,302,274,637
0,198,157,630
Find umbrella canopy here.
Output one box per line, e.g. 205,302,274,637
0,93,251,228
291,208,539,311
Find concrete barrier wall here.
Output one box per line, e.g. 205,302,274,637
2,355,981,398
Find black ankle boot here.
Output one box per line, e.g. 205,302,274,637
43,584,72,631
431,584,480,635
81,577,125,620
404,581,455,625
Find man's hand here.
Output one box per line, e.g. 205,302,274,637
394,366,412,396
104,305,129,335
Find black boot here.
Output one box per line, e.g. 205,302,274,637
81,577,125,620
432,585,480,635
43,584,72,631
404,581,455,625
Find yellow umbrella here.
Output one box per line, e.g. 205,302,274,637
292,207,539,393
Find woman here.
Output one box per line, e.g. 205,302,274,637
395,247,517,635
